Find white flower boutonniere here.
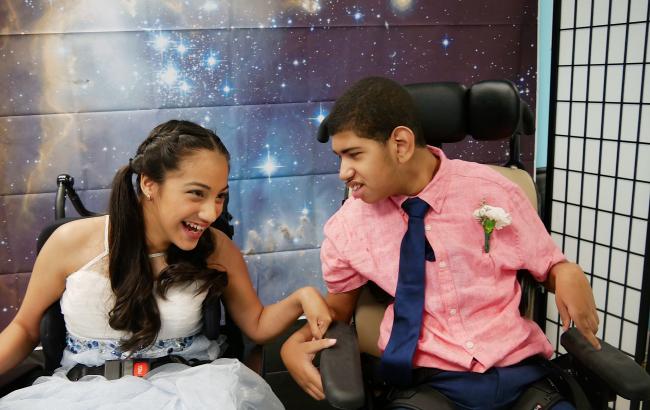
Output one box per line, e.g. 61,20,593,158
473,203,512,253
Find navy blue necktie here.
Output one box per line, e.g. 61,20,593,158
380,197,430,386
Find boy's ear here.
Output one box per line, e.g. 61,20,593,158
390,126,416,163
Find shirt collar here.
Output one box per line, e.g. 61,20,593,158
390,145,450,213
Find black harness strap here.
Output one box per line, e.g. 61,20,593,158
66,355,201,381
511,377,566,410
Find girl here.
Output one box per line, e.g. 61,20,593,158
0,120,332,409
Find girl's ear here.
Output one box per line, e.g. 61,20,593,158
140,174,156,199
390,126,417,164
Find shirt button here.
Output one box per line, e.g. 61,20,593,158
439,261,447,268
425,225,431,231
450,309,457,316
465,341,474,349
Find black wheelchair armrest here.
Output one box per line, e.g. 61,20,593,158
560,327,650,401
320,321,366,409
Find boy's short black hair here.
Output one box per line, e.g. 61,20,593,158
319,76,425,146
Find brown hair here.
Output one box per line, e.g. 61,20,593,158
108,120,229,352
323,76,424,146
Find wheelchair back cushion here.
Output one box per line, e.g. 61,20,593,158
486,165,537,210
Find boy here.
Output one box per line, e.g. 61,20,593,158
281,77,599,409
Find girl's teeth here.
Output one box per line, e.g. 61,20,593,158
185,222,204,232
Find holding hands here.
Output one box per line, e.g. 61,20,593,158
297,287,334,340
281,324,336,400
282,287,337,400
281,290,357,401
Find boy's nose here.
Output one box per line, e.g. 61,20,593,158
339,161,353,181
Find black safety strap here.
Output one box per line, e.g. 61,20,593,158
66,355,201,381
542,360,591,410
383,383,456,410
511,377,566,410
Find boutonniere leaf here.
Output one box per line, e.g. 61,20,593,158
473,204,512,253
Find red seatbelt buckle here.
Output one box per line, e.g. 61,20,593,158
132,360,150,377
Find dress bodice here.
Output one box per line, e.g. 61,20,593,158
58,216,219,367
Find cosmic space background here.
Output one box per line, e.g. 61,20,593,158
0,0,538,329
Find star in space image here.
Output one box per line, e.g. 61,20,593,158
0,0,538,326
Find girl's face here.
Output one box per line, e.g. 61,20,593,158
141,148,229,252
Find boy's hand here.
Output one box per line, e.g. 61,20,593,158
552,262,600,349
281,327,336,400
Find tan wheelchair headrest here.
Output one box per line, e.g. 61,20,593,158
486,165,537,210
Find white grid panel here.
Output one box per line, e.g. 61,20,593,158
550,1,649,409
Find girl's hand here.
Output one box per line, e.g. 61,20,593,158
298,287,333,339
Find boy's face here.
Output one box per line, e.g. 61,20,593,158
331,130,399,204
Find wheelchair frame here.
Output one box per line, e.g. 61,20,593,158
316,80,650,410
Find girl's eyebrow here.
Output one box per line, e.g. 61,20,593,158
184,182,229,192
184,182,212,190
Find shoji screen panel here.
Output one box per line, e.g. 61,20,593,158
547,0,650,408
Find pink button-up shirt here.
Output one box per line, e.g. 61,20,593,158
321,147,565,372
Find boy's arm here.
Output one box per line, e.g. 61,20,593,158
543,261,600,349
281,289,361,401
503,182,600,349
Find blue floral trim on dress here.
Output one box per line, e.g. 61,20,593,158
65,333,195,359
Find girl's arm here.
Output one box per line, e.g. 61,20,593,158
213,229,331,344
0,219,97,375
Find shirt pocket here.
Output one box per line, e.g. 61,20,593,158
448,224,497,284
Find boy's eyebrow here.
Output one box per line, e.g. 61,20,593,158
333,147,360,156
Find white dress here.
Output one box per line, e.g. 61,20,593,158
0,216,284,410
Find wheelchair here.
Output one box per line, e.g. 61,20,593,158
313,80,650,410
0,175,244,396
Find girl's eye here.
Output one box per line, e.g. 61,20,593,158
216,192,228,202
189,190,205,198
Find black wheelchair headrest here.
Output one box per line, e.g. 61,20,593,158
467,80,534,141
316,79,534,145
404,82,468,145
